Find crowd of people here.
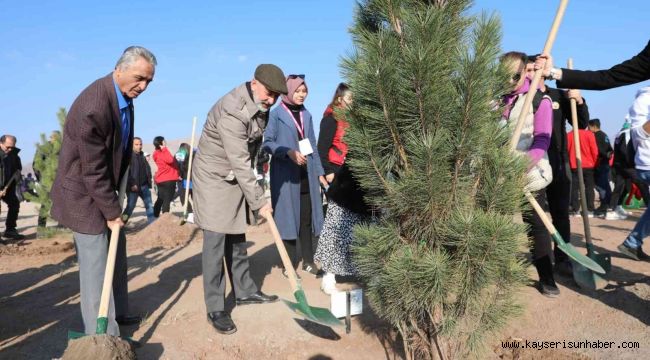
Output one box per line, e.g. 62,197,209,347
2,39,650,342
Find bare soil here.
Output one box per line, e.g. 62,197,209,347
1,201,648,359
62,335,135,360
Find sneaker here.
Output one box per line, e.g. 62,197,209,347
3,229,25,240
321,273,337,295
186,213,195,224
302,262,324,277
594,210,607,219
617,243,650,261
615,205,630,217
605,211,627,220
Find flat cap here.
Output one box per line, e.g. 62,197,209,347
254,64,288,95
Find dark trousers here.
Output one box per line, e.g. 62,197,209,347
546,165,571,263
571,168,596,212
202,231,257,313
282,190,315,269
522,191,553,261
1,185,20,231
153,180,176,217
595,163,612,211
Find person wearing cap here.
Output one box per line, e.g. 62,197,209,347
192,64,286,334
262,74,328,279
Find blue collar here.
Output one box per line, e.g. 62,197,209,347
113,78,131,110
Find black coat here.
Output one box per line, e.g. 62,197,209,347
0,147,22,190
326,162,370,216
543,87,589,174
558,40,650,90
128,151,152,190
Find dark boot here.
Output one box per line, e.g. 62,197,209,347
533,256,560,298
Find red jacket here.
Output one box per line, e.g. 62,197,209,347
567,129,599,169
153,147,180,184
324,106,349,166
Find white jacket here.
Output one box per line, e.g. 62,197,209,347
628,86,650,170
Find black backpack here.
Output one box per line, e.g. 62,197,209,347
613,130,636,170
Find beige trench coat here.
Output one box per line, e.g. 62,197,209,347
192,83,267,234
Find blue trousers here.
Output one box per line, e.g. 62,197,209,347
123,185,155,223
623,169,650,249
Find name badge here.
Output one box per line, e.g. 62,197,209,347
299,139,313,156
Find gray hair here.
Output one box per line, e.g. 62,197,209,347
115,46,157,70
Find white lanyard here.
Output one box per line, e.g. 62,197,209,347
281,102,305,139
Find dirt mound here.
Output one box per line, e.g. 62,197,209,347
62,335,135,360
0,237,74,257
127,213,200,250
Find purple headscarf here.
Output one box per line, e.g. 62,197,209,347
281,76,308,106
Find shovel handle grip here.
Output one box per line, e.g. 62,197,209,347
97,223,122,324
182,117,197,219
509,0,569,150
567,58,594,244
263,212,301,291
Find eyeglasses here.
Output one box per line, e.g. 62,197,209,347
287,74,305,80
511,73,521,82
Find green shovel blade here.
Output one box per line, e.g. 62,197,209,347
571,260,608,290
551,232,605,274
282,289,343,328
586,243,612,273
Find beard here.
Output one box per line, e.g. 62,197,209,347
256,103,269,113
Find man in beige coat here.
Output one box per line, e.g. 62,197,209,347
193,64,287,334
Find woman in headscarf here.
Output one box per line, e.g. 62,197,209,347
262,75,328,278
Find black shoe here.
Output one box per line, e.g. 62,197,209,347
302,262,324,278
207,311,237,334
538,282,560,298
236,291,279,305
116,315,142,326
617,243,650,261
3,230,25,240
553,260,573,277
282,268,301,280
533,256,560,298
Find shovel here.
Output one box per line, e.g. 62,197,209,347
507,0,604,275
180,116,198,225
68,223,129,337
525,192,605,274
566,58,611,289
262,212,343,327
0,170,20,197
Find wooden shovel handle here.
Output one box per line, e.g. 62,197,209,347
509,0,569,151
182,116,198,218
567,58,594,245
263,212,301,291
98,223,121,320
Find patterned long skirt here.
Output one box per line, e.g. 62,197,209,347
315,200,369,276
